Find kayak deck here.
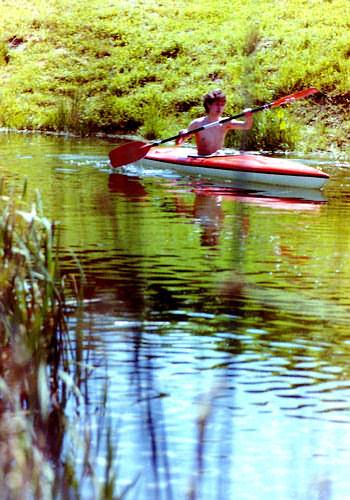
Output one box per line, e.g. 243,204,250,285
139,147,329,189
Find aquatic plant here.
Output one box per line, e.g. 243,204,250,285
0,181,127,498
0,182,65,496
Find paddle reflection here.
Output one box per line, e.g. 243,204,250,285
108,172,147,201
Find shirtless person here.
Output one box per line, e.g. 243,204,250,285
176,89,253,155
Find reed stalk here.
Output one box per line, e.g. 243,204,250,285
0,181,122,499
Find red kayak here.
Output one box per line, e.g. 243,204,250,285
137,146,329,189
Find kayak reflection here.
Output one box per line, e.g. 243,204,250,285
173,180,326,247
107,173,327,249
189,180,327,207
108,172,327,208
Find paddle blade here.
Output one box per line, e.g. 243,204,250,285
271,87,320,108
109,140,152,168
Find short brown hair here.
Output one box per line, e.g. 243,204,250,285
203,89,226,112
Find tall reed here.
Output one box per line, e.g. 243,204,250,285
0,181,122,498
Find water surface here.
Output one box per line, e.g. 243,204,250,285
1,132,350,499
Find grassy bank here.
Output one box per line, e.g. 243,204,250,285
0,0,349,152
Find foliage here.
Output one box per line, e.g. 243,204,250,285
0,182,65,496
0,181,124,498
0,0,349,151
226,108,302,151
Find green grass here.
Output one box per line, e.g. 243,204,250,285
0,0,350,151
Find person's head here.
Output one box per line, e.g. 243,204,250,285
203,89,227,113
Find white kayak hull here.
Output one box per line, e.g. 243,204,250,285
138,147,329,190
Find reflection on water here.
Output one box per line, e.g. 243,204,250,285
2,132,350,498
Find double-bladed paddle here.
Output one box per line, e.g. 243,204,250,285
109,87,320,168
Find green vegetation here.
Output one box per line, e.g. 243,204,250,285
0,0,349,152
0,181,124,498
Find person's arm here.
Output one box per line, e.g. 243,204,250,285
175,119,200,146
227,108,253,131
175,129,191,146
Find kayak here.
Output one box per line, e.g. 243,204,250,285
137,146,329,189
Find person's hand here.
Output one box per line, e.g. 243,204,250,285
175,129,188,146
243,108,253,129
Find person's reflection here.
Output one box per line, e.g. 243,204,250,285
174,188,225,248
175,186,251,248
193,193,224,247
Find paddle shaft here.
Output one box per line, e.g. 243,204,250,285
154,86,320,145
153,103,270,146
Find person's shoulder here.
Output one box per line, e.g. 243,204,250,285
188,116,206,130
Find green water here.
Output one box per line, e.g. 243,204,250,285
1,132,350,499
